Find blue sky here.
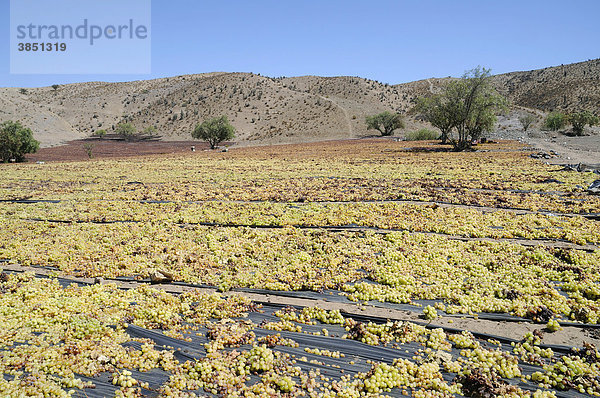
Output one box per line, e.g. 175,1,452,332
1,0,599,87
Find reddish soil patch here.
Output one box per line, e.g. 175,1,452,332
25,140,232,163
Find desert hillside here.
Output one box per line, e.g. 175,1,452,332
492,59,600,111
0,59,598,147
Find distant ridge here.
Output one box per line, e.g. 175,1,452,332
1,59,598,147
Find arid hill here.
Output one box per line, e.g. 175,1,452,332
491,59,600,112
0,59,598,147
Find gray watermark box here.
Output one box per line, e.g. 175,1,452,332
10,0,151,74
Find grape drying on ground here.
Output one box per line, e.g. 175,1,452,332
0,139,598,397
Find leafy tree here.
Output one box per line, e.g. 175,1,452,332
543,112,567,131
448,67,507,150
413,67,506,150
568,111,598,136
414,95,458,144
19,88,27,95
518,113,536,132
192,116,235,149
115,122,136,140
365,111,405,136
51,84,60,91
143,126,158,135
0,120,39,162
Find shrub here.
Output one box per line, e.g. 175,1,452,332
568,111,598,136
93,129,107,138
192,116,236,149
0,120,39,162
518,113,536,131
405,129,440,141
543,112,567,131
83,143,94,159
143,126,158,135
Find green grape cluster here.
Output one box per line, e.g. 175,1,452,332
246,345,276,373
459,347,522,379
546,319,561,332
423,305,438,320
112,369,137,388
511,332,553,364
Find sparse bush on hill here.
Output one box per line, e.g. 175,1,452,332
192,116,235,149
93,129,107,138
0,120,39,162
365,111,404,136
568,110,598,136
143,126,158,135
51,84,60,91
405,129,440,141
543,112,567,131
518,113,536,132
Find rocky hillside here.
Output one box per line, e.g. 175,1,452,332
491,59,600,112
0,59,598,147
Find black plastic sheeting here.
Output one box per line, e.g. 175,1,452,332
5,266,600,329
172,279,600,330
1,274,593,398
65,305,586,398
9,266,600,329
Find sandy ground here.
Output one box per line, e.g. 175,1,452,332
493,110,600,165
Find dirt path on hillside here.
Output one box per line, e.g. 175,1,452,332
317,94,354,137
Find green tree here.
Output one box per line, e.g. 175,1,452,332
115,122,136,140
143,126,158,136
413,67,506,150
414,95,458,144
365,111,405,136
518,113,536,132
568,111,598,136
543,112,567,131
51,84,60,91
448,67,507,150
0,121,40,162
192,116,236,149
